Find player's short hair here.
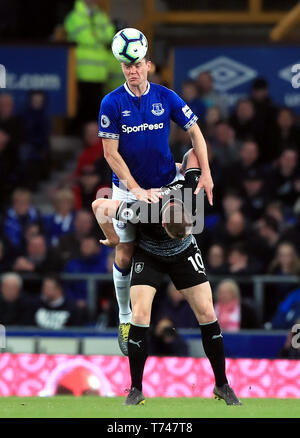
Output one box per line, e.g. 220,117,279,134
162,201,193,240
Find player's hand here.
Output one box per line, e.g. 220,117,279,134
131,187,161,203
100,236,120,248
194,172,214,206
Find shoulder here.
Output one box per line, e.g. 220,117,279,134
150,83,178,99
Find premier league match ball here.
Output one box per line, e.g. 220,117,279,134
111,28,148,64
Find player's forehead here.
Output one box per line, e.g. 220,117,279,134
122,58,148,68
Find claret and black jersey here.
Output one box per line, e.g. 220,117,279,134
115,168,201,258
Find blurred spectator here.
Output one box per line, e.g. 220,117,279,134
206,244,227,275
203,106,222,140
43,189,76,246
227,242,261,278
0,93,23,156
0,128,18,205
269,107,300,161
154,282,198,329
221,189,243,220
255,214,281,269
249,77,277,160
196,71,228,118
214,279,259,330
55,209,95,266
278,318,300,358
210,211,261,259
64,0,115,126
264,201,289,233
221,140,264,193
241,169,271,221
73,164,107,210
64,235,109,305
170,125,191,162
181,79,206,122
148,317,189,357
272,291,300,331
18,90,51,189
268,242,300,297
266,148,299,212
210,121,241,167
0,272,34,325
74,121,104,177
229,99,257,142
13,234,61,274
1,188,43,254
0,238,15,273
33,275,84,329
204,189,243,237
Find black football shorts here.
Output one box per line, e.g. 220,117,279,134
131,241,208,291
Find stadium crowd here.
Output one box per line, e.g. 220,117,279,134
0,70,300,337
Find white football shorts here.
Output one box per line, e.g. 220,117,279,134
112,166,185,243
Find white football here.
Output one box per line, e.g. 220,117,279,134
111,28,148,64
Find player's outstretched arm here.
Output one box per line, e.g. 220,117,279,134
103,138,161,203
187,123,214,206
92,199,120,247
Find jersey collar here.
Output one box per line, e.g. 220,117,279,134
124,81,150,97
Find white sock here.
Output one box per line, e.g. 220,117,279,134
113,262,132,324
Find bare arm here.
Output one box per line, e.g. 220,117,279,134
92,198,120,247
103,138,161,203
187,123,214,205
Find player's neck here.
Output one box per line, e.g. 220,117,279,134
127,81,148,97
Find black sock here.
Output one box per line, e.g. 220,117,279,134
200,320,228,387
128,324,149,391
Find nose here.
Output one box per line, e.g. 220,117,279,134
129,64,137,74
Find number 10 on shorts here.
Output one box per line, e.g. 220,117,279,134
188,253,205,273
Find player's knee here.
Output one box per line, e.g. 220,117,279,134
196,303,216,324
115,244,134,269
132,308,151,326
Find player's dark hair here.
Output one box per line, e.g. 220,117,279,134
162,201,193,240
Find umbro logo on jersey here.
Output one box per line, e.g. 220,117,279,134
122,110,131,117
151,102,164,116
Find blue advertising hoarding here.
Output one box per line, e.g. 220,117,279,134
174,46,300,112
0,45,75,116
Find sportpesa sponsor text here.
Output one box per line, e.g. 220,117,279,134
122,122,164,134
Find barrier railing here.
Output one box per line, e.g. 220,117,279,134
17,273,300,324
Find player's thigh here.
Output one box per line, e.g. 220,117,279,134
112,184,137,243
130,248,165,324
180,282,216,324
130,284,157,326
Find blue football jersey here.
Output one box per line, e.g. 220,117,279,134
98,82,198,189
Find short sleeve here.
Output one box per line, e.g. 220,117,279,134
168,89,198,131
98,94,120,140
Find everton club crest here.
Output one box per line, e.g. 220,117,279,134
151,103,164,116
